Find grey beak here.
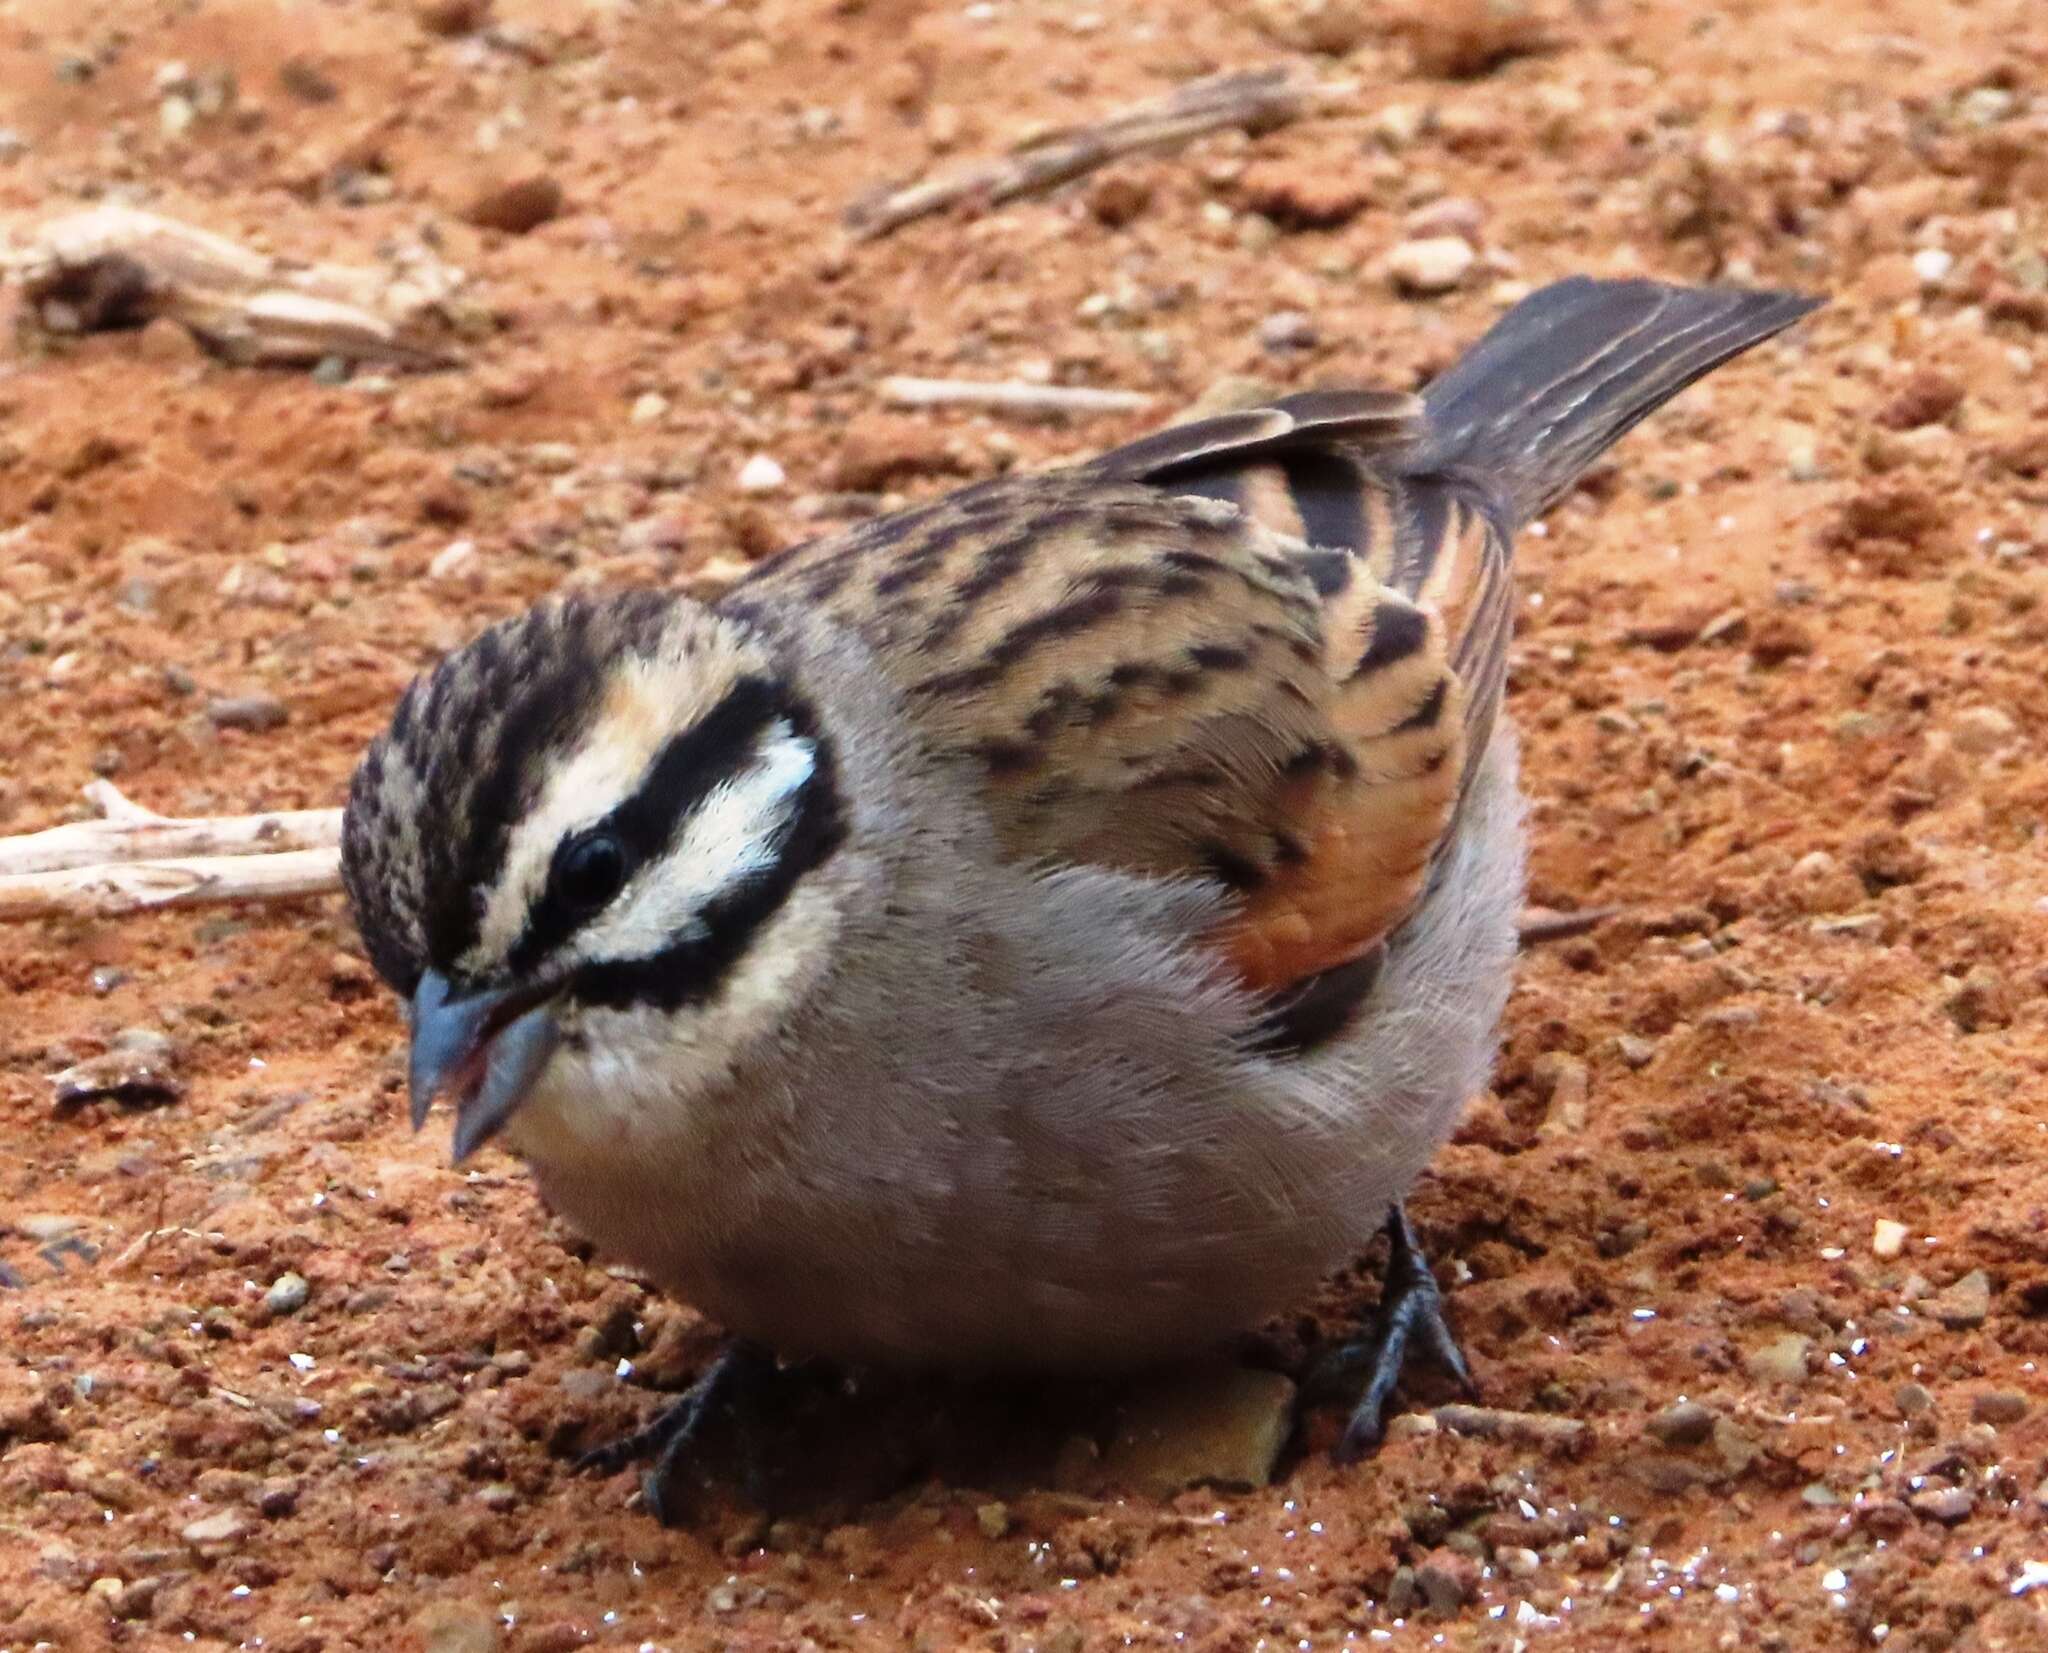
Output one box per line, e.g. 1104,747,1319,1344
407,969,561,1163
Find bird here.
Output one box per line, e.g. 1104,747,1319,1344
341,276,1820,1516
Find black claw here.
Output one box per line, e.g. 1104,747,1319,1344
575,1341,772,1522
1320,1203,1474,1463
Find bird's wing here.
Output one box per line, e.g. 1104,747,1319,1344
735,388,1513,999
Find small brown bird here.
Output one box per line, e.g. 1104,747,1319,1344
342,277,1818,1512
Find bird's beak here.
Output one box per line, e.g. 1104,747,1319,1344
407,969,561,1164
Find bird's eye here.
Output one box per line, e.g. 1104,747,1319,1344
553,831,629,912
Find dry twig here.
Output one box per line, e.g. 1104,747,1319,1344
878,376,1155,416
845,67,1352,240
1432,1403,1591,1452
3,785,1610,943
0,780,341,876
0,782,343,922
5,204,461,367
1516,905,1622,946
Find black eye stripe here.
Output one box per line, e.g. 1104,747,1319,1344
567,706,845,1015
502,675,787,976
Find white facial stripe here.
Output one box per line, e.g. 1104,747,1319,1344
467,719,659,972
462,620,765,974
567,726,817,968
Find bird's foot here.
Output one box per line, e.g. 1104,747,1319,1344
1306,1204,1476,1463
575,1340,776,1524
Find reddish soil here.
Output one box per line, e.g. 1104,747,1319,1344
6,1,2048,1649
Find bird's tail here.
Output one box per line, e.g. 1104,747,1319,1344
1415,276,1822,526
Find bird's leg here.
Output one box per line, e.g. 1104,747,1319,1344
1308,1203,1476,1462
575,1340,776,1523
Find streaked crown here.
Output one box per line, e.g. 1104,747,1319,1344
341,592,843,1014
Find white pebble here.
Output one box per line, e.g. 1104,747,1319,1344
1872,1219,1908,1260
428,540,477,580
1386,235,1476,297
737,453,786,493
1911,247,1955,287
629,391,669,424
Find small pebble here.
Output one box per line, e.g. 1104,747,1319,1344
1714,1417,1762,1476
974,1501,1011,1539
1895,1382,1935,1417
1956,86,2016,127
264,1273,310,1317
418,0,491,33
1909,1485,1974,1525
1647,1400,1716,1448
1911,247,1955,288
1386,235,1476,296
429,540,479,580
1257,311,1319,352
205,693,288,733
737,453,787,493
1615,1034,1657,1069
1946,967,2013,1033
1872,1219,1908,1260
1931,1269,1991,1331
629,391,669,425
1415,1547,1479,1613
181,1509,249,1547
463,173,564,235
1785,438,1826,482
1971,1391,2027,1427
1529,1051,1589,1131
256,1477,300,1518
1744,1333,1811,1387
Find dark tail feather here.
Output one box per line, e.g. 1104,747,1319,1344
1417,277,1822,526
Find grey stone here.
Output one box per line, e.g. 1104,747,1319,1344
1931,1270,1991,1330
264,1273,310,1317
205,693,289,733
1647,1400,1717,1447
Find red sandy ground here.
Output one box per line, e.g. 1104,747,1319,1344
4,1,2048,1649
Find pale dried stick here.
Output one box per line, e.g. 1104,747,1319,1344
0,848,342,922
845,67,1353,239
879,376,1155,416
0,781,344,921
0,781,341,877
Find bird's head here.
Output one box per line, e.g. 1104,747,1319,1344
341,591,846,1164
